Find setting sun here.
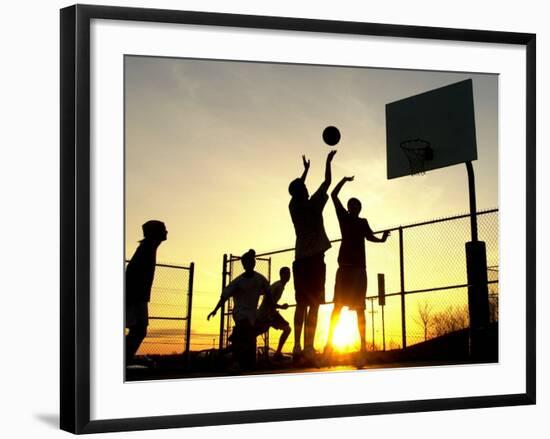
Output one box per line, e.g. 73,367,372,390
331,309,361,353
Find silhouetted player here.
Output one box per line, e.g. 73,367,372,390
125,220,168,365
288,150,336,364
208,249,271,371
255,267,292,360
325,177,389,361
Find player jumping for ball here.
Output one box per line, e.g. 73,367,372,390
288,150,337,365
324,176,390,363
255,267,292,361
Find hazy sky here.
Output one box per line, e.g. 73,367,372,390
124,56,498,352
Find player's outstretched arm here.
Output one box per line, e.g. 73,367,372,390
318,150,337,193
207,297,226,320
208,283,234,320
331,176,354,200
331,176,353,215
364,221,391,243
300,155,310,182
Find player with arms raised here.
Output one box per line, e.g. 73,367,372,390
324,176,390,364
288,150,337,365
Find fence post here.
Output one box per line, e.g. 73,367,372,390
399,226,407,349
219,254,228,350
381,304,386,351
370,298,375,351
185,262,194,363
265,257,272,361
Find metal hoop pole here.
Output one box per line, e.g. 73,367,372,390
399,227,407,349
185,262,194,360
465,161,478,242
219,254,228,350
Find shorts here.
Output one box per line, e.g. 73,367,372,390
255,312,290,334
126,301,149,328
333,265,367,310
293,254,326,306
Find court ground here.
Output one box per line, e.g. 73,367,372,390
125,358,486,382
126,323,498,382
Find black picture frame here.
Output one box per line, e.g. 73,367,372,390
60,4,536,434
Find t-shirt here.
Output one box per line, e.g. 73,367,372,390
257,280,285,321
125,240,158,304
221,271,270,324
289,187,331,260
334,199,372,267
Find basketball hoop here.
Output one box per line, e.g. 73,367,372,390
399,138,434,176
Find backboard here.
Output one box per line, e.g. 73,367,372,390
385,79,477,179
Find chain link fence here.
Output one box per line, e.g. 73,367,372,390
220,209,498,354
125,261,194,357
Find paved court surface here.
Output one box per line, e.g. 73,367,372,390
126,358,474,382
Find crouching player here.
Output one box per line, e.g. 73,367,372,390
255,267,292,361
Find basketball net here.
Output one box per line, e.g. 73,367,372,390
399,139,434,176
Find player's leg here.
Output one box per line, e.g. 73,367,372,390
304,253,325,355
356,309,367,352
125,324,147,364
326,265,346,354
353,308,369,368
293,303,306,356
276,324,291,356
271,313,291,356
229,321,242,364
304,303,319,351
292,258,306,357
356,268,368,352
233,319,256,371
243,320,257,371
303,304,321,367
125,301,148,364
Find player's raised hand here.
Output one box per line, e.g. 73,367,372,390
327,150,337,162
302,155,310,171
344,176,355,183
207,310,216,321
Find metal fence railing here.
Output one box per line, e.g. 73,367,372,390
125,260,194,357
219,209,498,354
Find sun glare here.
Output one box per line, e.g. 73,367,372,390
331,309,361,353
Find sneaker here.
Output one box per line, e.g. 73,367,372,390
130,355,155,369
354,349,368,369
322,344,335,367
142,356,156,367
292,345,303,365
226,359,242,375
323,344,334,356
303,347,321,368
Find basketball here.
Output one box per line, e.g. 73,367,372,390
322,126,341,146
